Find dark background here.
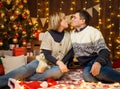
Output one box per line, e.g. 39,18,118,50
27,0,120,59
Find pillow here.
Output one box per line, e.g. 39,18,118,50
1,55,27,74
4,55,27,64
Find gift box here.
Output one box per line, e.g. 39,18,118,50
13,47,26,56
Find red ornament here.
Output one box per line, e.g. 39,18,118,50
18,2,23,6
0,2,3,8
0,40,3,46
27,19,31,23
35,32,39,40
22,14,27,19
17,22,21,26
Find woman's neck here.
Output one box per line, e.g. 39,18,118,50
58,27,64,32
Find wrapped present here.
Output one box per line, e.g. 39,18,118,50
13,47,26,56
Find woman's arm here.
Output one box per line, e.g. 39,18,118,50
43,49,70,73
62,47,74,63
42,49,58,64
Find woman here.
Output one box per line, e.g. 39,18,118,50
0,12,73,88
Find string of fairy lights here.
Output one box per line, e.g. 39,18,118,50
70,0,76,11
60,0,64,11
83,0,87,10
36,0,120,59
98,1,102,29
108,0,113,50
37,0,49,20
60,0,76,12
114,1,120,59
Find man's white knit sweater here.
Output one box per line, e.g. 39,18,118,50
71,26,110,66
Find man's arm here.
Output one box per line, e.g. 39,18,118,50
95,49,111,66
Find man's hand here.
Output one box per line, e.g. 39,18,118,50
90,62,101,76
56,60,69,73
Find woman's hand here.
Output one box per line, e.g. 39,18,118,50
90,62,101,76
56,60,69,73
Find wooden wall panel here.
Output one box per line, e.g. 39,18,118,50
27,0,37,17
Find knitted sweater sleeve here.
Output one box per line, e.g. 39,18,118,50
92,30,110,65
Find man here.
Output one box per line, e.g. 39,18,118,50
70,10,120,83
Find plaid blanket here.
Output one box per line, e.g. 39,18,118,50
8,69,120,89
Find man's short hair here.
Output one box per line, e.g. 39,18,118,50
74,10,91,25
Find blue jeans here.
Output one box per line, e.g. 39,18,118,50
82,56,120,83
0,60,64,88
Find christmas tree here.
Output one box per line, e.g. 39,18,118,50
0,0,39,50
